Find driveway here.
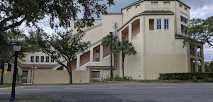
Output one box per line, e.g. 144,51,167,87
0,82,213,102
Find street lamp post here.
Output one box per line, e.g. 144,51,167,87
10,43,21,101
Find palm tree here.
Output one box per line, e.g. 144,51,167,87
118,40,136,78
102,33,120,80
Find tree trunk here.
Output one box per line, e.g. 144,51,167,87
122,54,125,78
67,63,73,84
68,71,72,84
0,63,4,85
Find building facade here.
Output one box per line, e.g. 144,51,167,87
70,0,204,81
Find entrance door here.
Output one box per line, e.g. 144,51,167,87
90,71,100,81
22,71,28,83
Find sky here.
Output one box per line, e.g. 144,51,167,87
108,0,213,61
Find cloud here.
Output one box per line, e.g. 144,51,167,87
191,5,213,19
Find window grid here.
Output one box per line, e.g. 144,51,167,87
157,19,161,29
46,56,49,62
30,56,34,62
35,56,39,63
164,19,169,30
41,56,44,63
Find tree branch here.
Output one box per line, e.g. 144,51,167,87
0,17,26,32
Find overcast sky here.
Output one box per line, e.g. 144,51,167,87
108,0,213,19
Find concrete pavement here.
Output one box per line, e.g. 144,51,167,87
0,82,213,102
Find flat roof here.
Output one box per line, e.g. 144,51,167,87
122,0,191,11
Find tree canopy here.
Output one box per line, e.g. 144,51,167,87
188,16,213,47
37,30,89,83
0,0,115,33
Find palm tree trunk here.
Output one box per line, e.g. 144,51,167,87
122,53,125,78
0,63,4,85
110,32,114,80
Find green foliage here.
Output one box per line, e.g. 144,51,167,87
102,34,120,53
105,75,132,81
113,75,132,81
159,73,213,82
119,40,137,57
37,30,89,69
205,61,213,72
187,17,213,47
0,0,115,32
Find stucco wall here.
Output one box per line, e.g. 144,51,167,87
119,17,145,80
143,15,189,80
33,69,69,84
32,69,90,84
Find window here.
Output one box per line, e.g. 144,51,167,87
91,71,100,79
181,16,188,24
181,24,187,34
164,19,169,30
35,56,39,62
30,56,34,62
93,45,100,62
80,51,90,66
149,19,154,30
103,45,111,57
121,27,129,41
157,19,161,29
41,56,44,62
46,56,49,62
185,7,188,10
132,19,140,37
51,56,54,63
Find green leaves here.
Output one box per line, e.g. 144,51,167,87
37,30,89,69
102,34,136,56
0,0,115,32
119,40,136,56
188,17,213,47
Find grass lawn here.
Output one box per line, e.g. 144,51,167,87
0,84,11,88
0,99,56,102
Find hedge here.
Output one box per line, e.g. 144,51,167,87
159,73,213,82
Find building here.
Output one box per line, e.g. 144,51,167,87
68,0,204,81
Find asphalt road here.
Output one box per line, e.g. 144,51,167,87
0,82,213,102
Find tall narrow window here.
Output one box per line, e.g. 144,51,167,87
157,19,161,29
41,56,44,62
121,27,129,41
149,19,154,30
35,56,39,63
164,19,169,30
46,56,49,62
93,45,100,62
30,56,34,62
132,19,140,38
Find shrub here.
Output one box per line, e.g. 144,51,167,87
159,73,213,82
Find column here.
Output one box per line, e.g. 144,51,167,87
128,24,132,41
77,55,80,68
100,45,104,61
90,49,93,62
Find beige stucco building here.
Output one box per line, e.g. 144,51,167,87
69,0,204,81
